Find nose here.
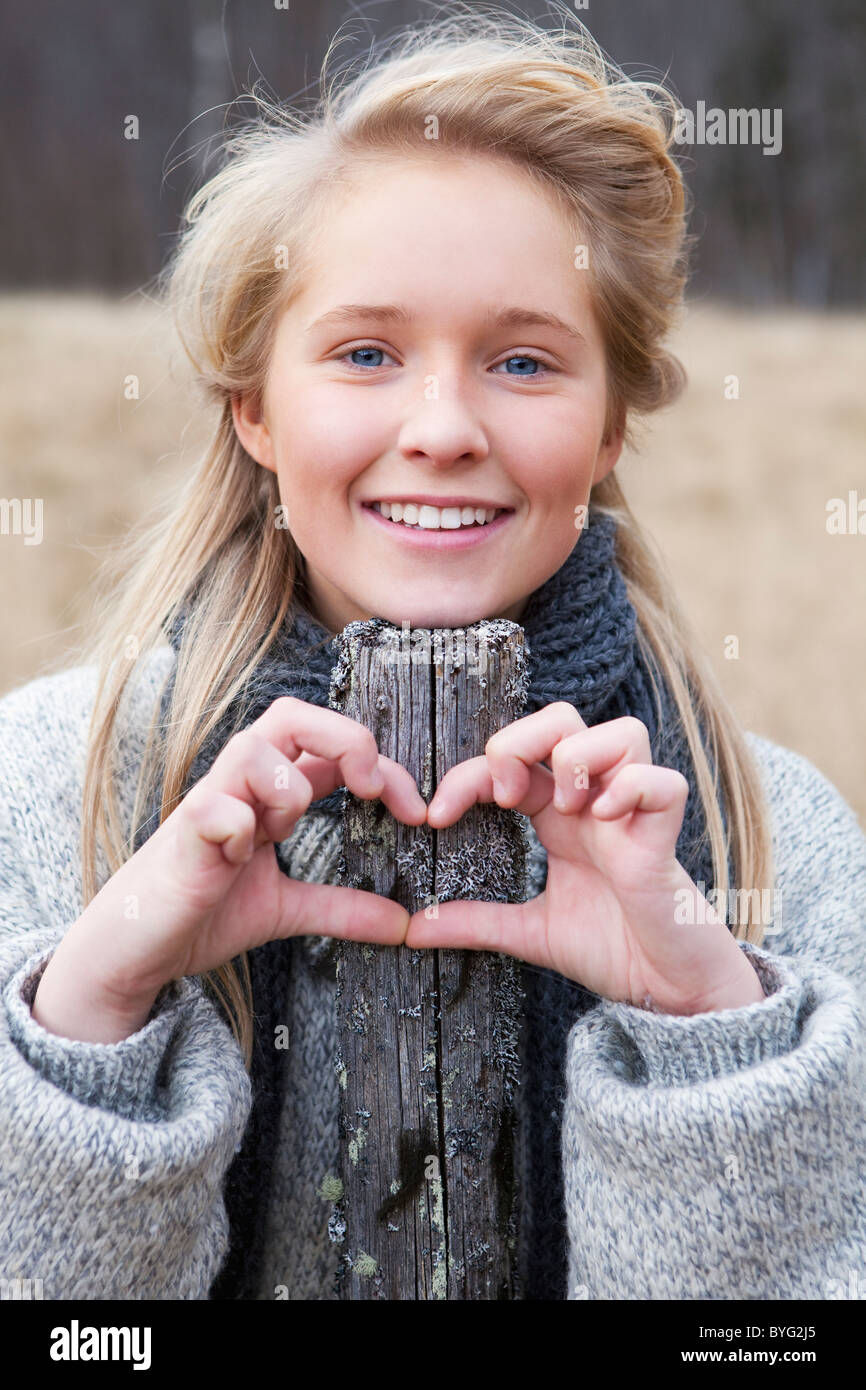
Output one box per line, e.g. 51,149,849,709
395,376,490,469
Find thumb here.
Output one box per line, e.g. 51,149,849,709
275,877,411,946
405,896,536,960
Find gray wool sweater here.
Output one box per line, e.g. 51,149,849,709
1,645,866,1302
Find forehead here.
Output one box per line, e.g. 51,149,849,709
315,150,575,251
284,152,595,336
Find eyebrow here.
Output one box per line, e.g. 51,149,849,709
305,303,587,347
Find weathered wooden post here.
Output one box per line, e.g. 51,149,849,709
329,618,529,1299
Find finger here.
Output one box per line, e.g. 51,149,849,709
274,878,410,946
482,701,585,804
199,731,318,849
590,763,690,858
428,701,584,820
280,751,341,802
426,755,555,825
175,787,261,871
551,716,652,814
404,895,542,961
283,748,429,826
232,698,429,824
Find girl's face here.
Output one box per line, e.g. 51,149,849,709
232,154,623,634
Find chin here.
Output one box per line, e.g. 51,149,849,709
375,606,496,631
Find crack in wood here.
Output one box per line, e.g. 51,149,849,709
331,618,528,1299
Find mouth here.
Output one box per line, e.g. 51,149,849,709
360,498,514,549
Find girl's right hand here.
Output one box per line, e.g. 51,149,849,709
34,697,429,1038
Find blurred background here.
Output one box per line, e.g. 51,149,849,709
0,0,863,823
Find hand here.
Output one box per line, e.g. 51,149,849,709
56,697,429,1013
405,703,764,1015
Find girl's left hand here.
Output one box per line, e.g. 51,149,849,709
404,703,764,1014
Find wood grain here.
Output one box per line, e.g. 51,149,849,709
330,618,529,1299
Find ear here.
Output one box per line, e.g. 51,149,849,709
231,391,277,473
593,421,624,485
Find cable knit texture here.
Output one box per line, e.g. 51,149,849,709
1,563,865,1299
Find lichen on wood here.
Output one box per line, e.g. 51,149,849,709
331,618,529,1299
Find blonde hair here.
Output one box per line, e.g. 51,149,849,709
75,2,773,1071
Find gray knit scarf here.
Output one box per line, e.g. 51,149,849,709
133,505,731,1300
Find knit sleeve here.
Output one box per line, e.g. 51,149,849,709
560,734,866,1300
4,933,197,1121
0,660,252,1300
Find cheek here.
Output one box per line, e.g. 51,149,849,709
280,383,388,486
508,418,599,507
514,388,602,449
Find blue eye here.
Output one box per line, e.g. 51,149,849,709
337,344,555,377
494,354,551,377
339,345,396,371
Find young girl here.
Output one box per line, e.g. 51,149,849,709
1,6,864,1302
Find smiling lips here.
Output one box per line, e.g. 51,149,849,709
367,500,509,530
361,498,513,547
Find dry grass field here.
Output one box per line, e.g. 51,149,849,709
1,292,864,827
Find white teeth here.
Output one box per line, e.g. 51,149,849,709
371,501,502,529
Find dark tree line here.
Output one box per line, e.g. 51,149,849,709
0,0,863,304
